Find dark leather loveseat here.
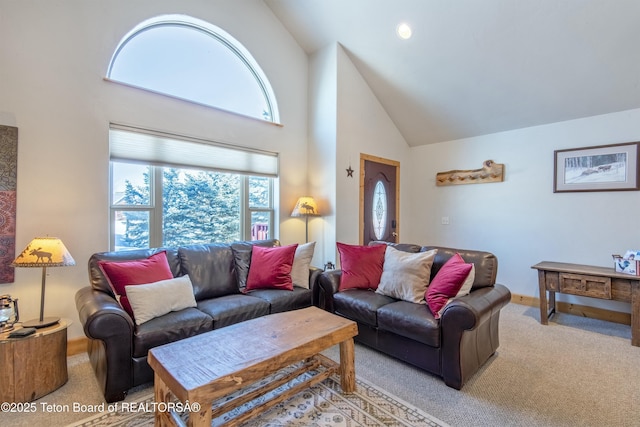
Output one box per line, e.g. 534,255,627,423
75,239,319,403
314,242,511,389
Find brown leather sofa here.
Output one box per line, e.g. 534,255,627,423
314,242,511,389
75,239,319,403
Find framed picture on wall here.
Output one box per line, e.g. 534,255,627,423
554,142,640,192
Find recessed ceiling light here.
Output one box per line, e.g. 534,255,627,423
397,22,412,40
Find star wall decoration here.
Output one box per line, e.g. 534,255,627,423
346,165,354,177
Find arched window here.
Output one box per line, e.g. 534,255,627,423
107,15,279,123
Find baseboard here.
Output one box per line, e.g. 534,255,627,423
65,295,630,357
510,293,631,325
67,336,88,356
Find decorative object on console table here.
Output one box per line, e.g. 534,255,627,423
532,261,640,347
554,142,640,192
612,250,640,275
436,159,504,186
291,196,320,243
11,236,75,328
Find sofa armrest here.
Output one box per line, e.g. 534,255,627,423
313,270,342,311
75,286,135,402
309,266,323,306
76,286,135,339
440,283,510,328
440,283,511,389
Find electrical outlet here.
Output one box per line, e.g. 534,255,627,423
441,216,450,225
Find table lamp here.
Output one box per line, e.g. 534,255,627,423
12,236,75,328
291,196,320,243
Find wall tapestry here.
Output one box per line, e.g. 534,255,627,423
0,125,17,283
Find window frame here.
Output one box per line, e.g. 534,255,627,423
109,163,275,250
106,14,280,124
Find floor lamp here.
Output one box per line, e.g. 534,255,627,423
12,236,75,328
291,196,320,243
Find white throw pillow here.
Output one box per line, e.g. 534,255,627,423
125,275,197,325
437,264,476,318
455,264,475,297
376,247,437,304
290,241,316,288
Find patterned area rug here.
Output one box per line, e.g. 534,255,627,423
67,370,448,427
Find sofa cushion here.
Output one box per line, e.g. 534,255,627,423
337,242,386,291
377,301,441,348
246,244,297,291
369,241,422,253
230,239,281,289
291,241,316,289
376,247,437,304
334,289,395,327
89,248,180,294
126,275,197,325
178,244,238,300
423,246,497,290
132,307,212,358
197,294,270,329
246,286,312,313
98,251,174,317
426,253,474,319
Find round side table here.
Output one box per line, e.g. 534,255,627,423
0,319,70,403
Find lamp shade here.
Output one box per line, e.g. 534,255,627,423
12,237,76,268
291,196,319,217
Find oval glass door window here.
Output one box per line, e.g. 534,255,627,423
372,180,388,240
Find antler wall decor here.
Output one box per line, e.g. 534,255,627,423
436,160,504,186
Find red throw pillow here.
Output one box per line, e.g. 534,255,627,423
245,244,298,291
337,242,386,291
426,253,473,319
98,251,174,317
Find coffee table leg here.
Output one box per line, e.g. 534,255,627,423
339,338,356,393
154,373,169,427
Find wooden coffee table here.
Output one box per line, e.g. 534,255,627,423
148,306,358,427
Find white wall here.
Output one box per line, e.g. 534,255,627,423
308,44,338,268
0,0,308,339
308,43,412,268
407,108,640,313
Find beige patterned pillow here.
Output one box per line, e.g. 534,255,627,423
376,247,437,304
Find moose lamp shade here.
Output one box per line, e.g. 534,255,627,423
291,196,320,243
12,237,75,328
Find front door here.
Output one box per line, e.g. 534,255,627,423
360,154,400,245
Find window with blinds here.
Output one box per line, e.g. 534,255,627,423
109,125,276,250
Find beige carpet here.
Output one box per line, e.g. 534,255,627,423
3,303,639,426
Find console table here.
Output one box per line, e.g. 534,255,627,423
532,262,639,347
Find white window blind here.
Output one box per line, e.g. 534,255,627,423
109,124,279,177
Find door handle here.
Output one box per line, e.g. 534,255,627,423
392,232,398,237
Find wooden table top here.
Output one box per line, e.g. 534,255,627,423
532,261,640,280
0,318,70,343
148,306,357,401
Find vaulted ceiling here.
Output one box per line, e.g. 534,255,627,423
265,0,640,146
